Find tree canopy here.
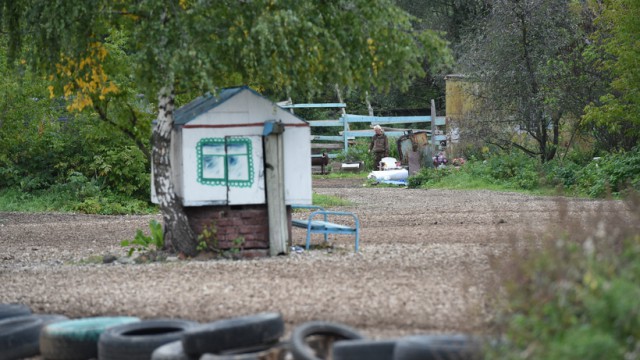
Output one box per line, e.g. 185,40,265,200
583,0,640,151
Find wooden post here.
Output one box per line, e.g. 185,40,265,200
264,121,288,256
431,99,437,153
335,84,349,154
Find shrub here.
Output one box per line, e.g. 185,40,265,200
334,137,401,171
571,147,640,197
487,194,640,359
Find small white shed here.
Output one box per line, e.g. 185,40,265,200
151,86,312,257
152,86,312,206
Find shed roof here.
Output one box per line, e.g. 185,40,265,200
174,86,249,126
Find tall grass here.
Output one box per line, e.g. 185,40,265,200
486,193,640,359
0,186,157,214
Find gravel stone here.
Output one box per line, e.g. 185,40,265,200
0,178,630,343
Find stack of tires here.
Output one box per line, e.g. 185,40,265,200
0,303,484,359
288,321,483,360
0,303,68,359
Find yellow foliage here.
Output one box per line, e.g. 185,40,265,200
179,0,191,10
49,42,119,112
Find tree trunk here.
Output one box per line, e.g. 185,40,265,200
152,84,197,256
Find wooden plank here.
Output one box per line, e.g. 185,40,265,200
308,120,344,127
343,114,446,126
311,143,344,149
344,130,407,137
340,130,447,140
280,103,346,109
312,135,347,141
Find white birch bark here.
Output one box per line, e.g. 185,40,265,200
152,84,197,256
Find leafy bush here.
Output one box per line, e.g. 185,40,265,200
120,220,164,256
484,151,540,189
88,145,150,197
571,147,640,197
407,165,455,188
487,194,640,359
408,151,540,190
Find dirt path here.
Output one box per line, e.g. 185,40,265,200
0,178,627,339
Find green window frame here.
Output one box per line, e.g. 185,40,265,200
197,137,254,188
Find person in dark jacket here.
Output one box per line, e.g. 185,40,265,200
369,125,389,170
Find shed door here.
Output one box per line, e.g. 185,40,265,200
197,135,264,205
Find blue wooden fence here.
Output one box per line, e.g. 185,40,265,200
280,103,447,158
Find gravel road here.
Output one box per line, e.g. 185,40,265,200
0,178,628,340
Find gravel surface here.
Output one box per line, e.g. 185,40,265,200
0,178,629,341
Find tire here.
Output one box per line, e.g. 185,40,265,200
0,314,68,360
0,304,31,321
200,342,290,360
392,334,482,360
40,316,140,360
182,313,284,356
151,340,198,360
332,339,396,360
290,321,365,360
98,319,198,360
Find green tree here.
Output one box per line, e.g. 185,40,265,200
583,0,640,151
458,0,598,162
1,0,449,255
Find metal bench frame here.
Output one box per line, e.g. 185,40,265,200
291,205,360,252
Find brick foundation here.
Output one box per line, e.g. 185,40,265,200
185,205,292,258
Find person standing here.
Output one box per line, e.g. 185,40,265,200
369,125,389,170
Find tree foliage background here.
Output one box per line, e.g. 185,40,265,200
0,0,638,210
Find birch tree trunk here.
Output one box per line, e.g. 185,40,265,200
152,84,197,256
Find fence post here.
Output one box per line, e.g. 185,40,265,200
431,99,437,153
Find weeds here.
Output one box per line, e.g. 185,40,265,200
486,193,640,359
120,220,164,257
196,221,246,259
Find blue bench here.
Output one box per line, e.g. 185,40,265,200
291,205,360,252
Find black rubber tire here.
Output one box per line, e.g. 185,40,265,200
0,304,31,321
151,340,198,360
290,321,365,360
392,334,482,360
98,319,198,360
182,312,284,356
40,316,140,360
0,314,67,360
332,339,396,360
200,342,290,360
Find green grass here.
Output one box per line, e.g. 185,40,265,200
313,171,367,179
312,192,352,207
419,170,562,196
0,186,158,214
0,187,71,212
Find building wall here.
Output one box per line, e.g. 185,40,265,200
177,89,312,206
184,205,292,258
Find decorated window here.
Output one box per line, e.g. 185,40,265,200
197,137,254,188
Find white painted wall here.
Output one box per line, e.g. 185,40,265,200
166,88,312,206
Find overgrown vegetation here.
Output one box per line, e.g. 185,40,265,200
120,220,163,257
486,194,640,359
333,138,401,171
407,147,640,198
